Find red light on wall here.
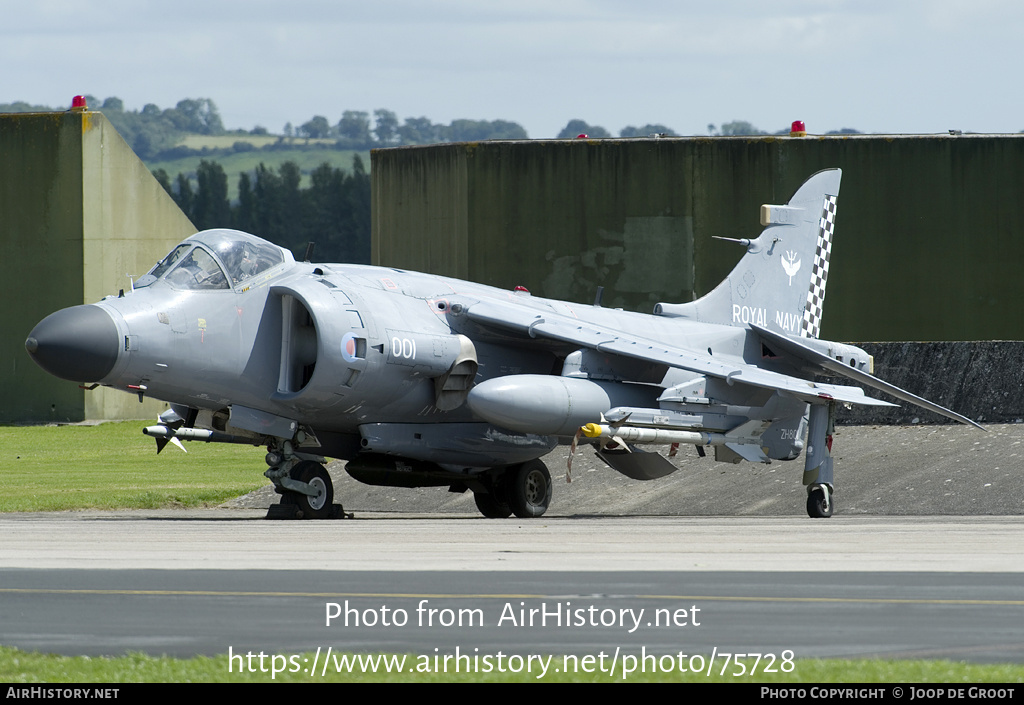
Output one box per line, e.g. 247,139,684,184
71,95,88,111
790,120,806,137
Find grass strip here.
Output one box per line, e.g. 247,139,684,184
0,421,266,512
2,647,1022,683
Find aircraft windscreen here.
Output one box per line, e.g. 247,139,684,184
192,230,287,287
216,239,285,286
164,247,230,290
135,231,288,290
146,244,192,281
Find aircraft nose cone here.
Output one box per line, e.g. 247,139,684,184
25,304,120,382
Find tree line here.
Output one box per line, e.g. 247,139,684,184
0,97,532,160
153,158,371,265
293,109,528,146
561,118,864,138
1,97,226,160
2,95,873,162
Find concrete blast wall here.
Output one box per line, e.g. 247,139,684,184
2,110,196,423
373,135,1024,343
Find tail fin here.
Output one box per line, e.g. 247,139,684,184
654,168,841,339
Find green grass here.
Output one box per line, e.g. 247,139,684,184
147,148,371,200
1,647,1021,683
179,134,341,151
179,134,286,150
0,421,267,512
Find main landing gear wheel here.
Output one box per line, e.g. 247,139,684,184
506,459,552,519
473,492,512,519
806,485,834,519
290,460,334,519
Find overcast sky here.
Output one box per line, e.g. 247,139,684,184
3,0,1022,138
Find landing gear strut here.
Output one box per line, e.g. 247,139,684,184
802,402,836,519
265,438,345,519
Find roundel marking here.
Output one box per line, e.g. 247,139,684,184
341,331,359,363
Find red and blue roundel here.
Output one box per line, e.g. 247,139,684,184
341,332,359,363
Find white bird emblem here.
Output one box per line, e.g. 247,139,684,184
782,251,801,285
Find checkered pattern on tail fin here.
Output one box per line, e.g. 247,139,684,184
801,195,838,338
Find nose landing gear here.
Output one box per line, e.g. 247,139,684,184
265,439,346,519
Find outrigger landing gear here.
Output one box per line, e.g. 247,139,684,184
803,402,836,519
265,438,346,519
806,485,833,519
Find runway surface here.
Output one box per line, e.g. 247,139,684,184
0,511,1022,572
2,567,1023,664
1,512,1023,665
2,423,1022,667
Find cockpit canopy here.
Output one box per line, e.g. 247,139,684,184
136,229,292,290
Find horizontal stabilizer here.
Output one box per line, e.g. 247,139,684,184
751,324,985,430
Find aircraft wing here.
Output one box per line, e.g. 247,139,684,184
750,324,985,430
455,298,896,409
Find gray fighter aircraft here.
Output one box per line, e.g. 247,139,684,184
25,168,981,519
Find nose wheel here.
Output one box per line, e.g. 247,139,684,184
268,459,345,519
289,461,335,519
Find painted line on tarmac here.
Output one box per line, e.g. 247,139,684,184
2,587,1023,607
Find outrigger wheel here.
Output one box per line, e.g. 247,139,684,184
803,402,836,519
806,485,834,519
